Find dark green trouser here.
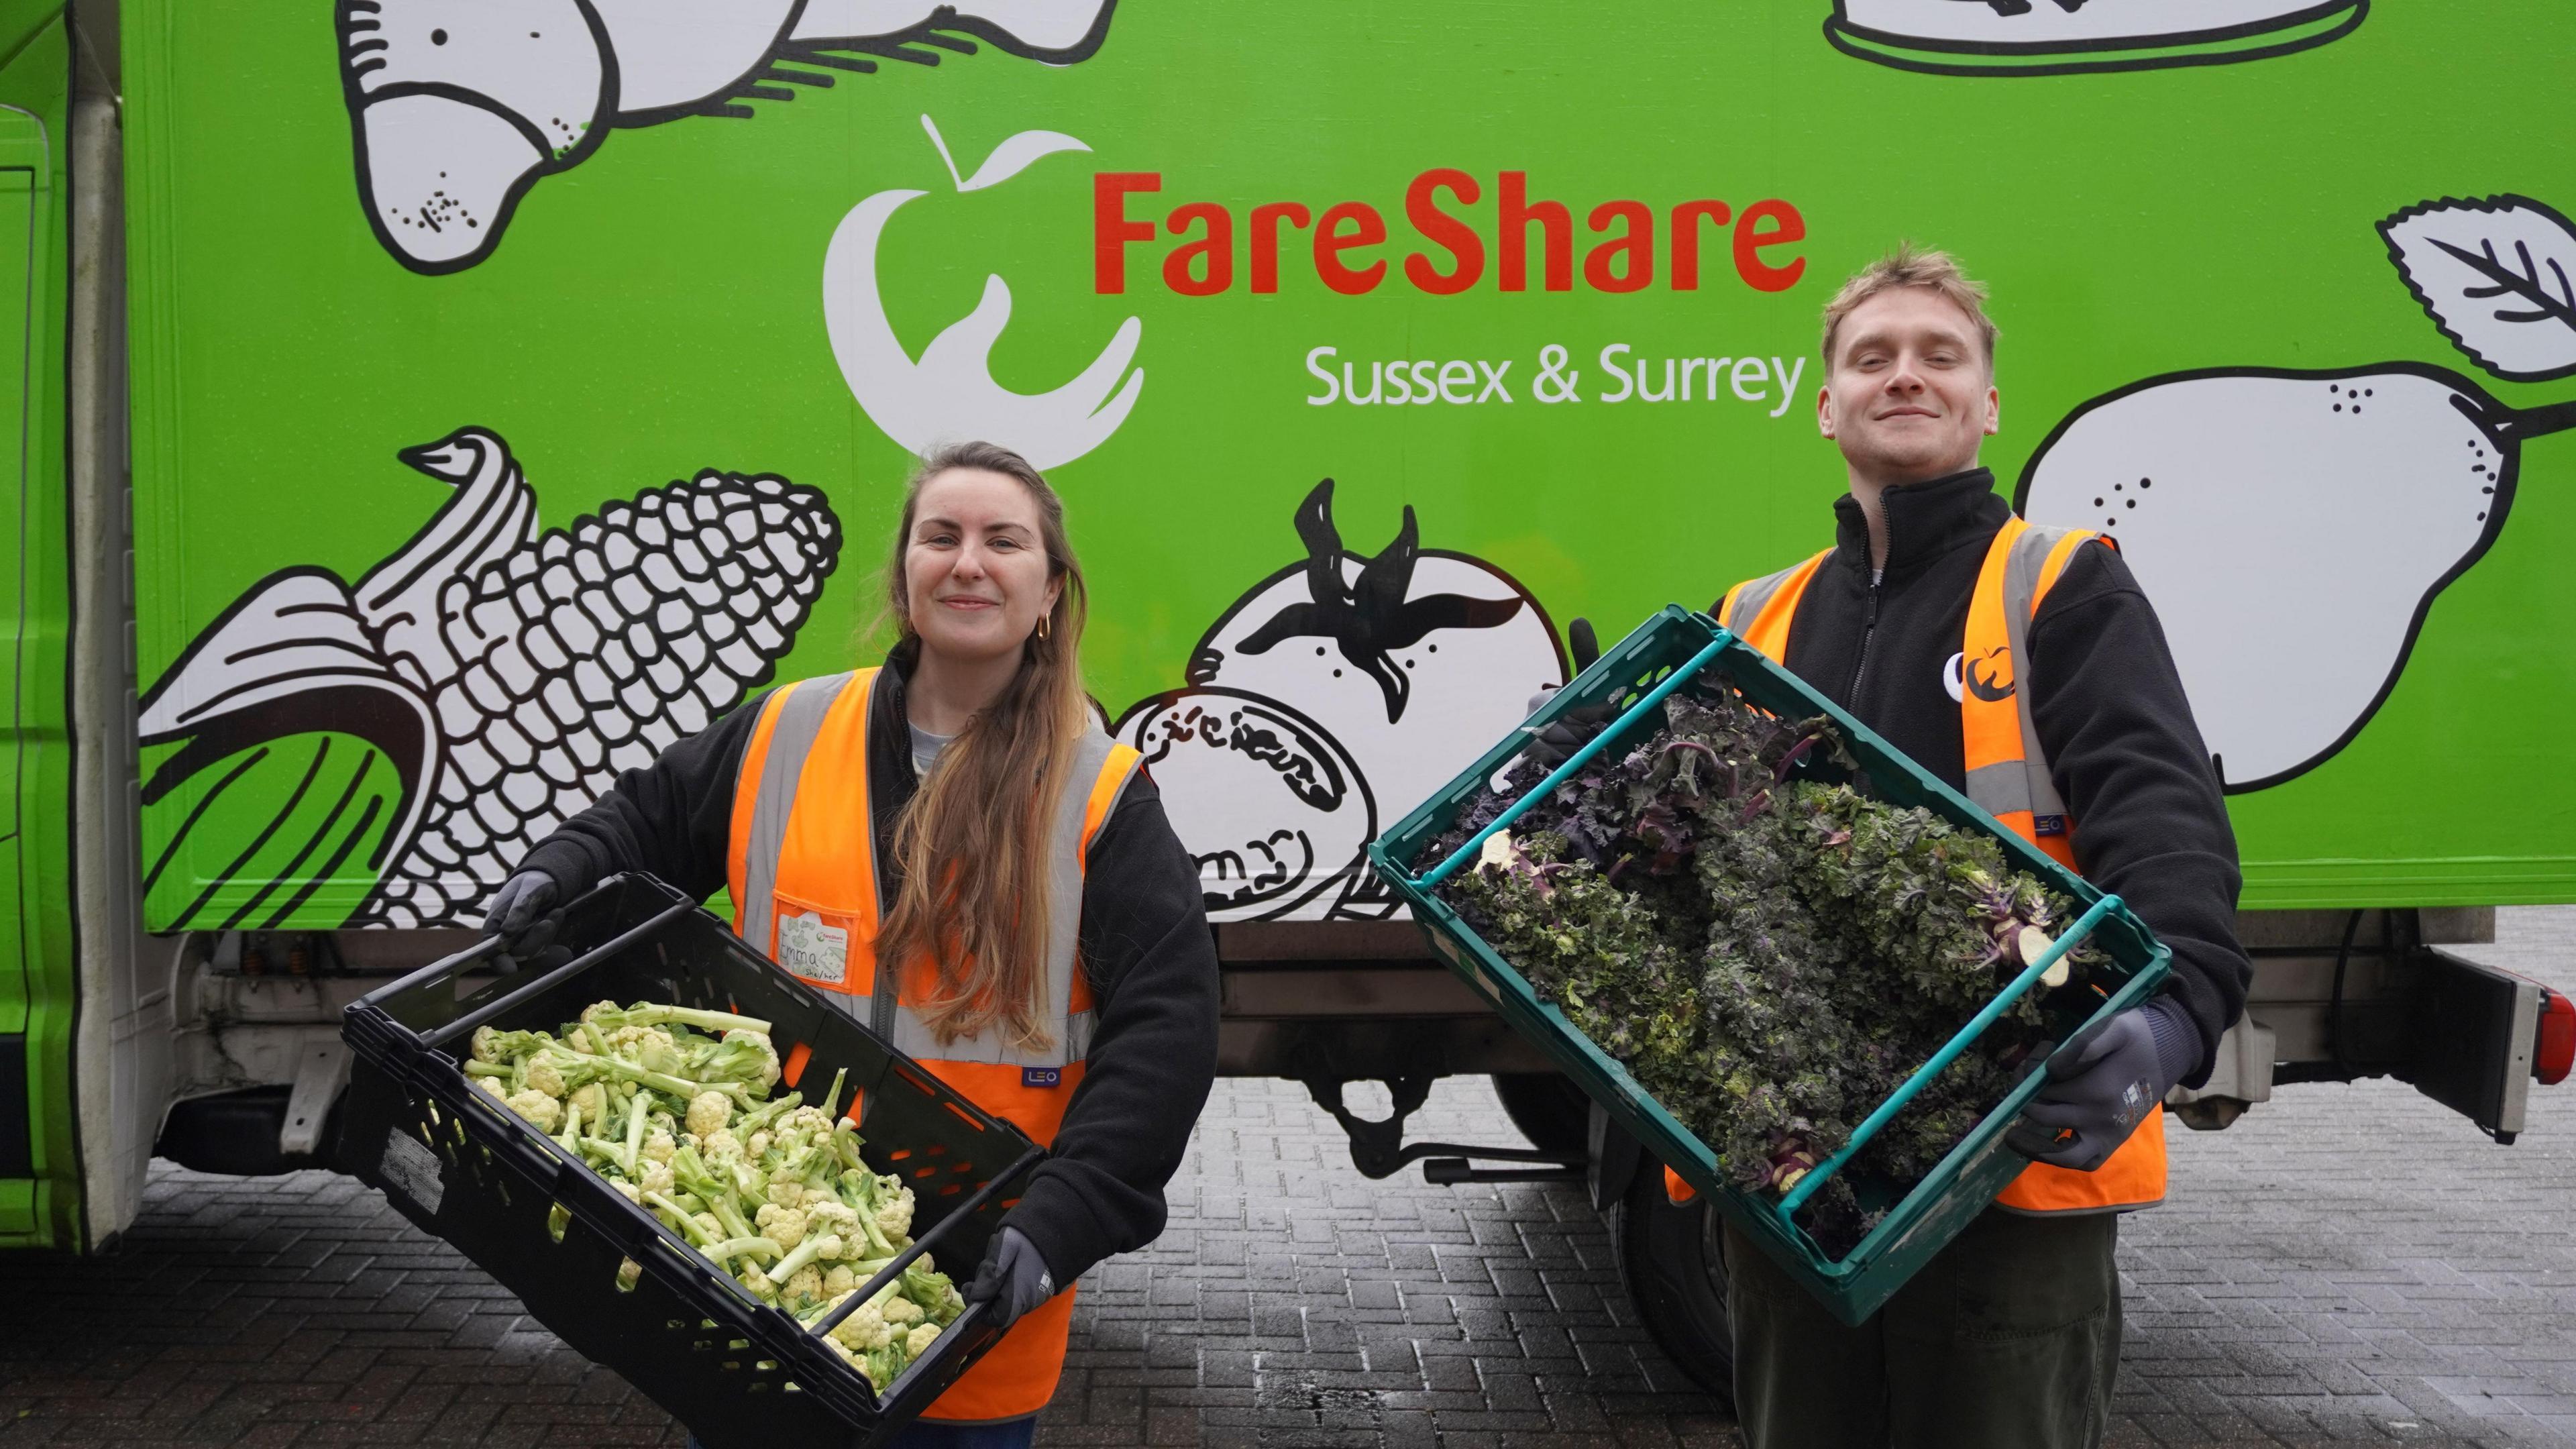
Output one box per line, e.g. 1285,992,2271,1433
1724,1208,2122,1449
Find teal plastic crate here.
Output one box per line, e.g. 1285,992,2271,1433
1368,605,2171,1326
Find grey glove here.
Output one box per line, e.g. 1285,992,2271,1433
480,871,561,959
2006,998,2198,1171
966,1226,1057,1330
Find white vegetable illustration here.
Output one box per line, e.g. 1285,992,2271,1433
1117,689,1375,921
1824,0,2366,76
823,118,1142,471
2018,195,2576,791
337,0,1118,273
141,427,843,928
1118,480,1564,921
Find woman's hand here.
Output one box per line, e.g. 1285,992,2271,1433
481,871,561,960
966,1226,1057,1330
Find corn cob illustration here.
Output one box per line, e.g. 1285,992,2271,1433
339,0,1119,273
140,427,842,930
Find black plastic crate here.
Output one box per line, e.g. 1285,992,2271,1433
339,873,1042,1449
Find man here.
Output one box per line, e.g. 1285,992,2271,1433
1670,245,2249,1446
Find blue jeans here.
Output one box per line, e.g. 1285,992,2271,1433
689,1419,1035,1449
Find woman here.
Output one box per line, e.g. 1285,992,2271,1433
480,441,1221,1447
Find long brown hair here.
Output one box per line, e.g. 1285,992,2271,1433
875,441,1091,1051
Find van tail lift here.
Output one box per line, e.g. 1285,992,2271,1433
1303,1076,1583,1185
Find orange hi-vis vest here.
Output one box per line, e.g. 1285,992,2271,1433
1711,515,2167,1216
725,667,1144,1421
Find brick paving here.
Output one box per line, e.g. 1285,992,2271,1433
0,910,2567,1448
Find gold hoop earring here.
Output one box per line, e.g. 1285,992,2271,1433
1037,614,1051,641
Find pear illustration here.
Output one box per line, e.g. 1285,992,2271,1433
2017,364,2574,790
2017,193,2576,792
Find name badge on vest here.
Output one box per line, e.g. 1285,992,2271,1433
1022,1067,1062,1088
2034,814,2068,838
775,907,850,984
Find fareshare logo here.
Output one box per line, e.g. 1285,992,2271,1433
824,116,1145,470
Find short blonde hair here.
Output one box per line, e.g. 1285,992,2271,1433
1820,243,1998,370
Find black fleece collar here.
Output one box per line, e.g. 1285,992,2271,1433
1829,467,2014,582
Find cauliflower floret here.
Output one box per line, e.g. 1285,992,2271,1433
608,1179,642,1205
642,1129,676,1165
639,1163,676,1197
873,1187,914,1242
470,1025,504,1064
904,1323,939,1359
784,1265,824,1305
476,1076,508,1102
765,1175,804,1210
755,1203,808,1251
803,1200,860,1245
823,1295,894,1352
700,1128,744,1166
722,1028,783,1091
747,1130,773,1158
881,1295,924,1327
823,1264,858,1297
570,1082,607,1121
694,1212,724,1240
787,1106,833,1137
578,1000,621,1025
525,1056,567,1099
613,1025,679,1070
739,1265,777,1301
505,1089,561,1133
686,1091,732,1138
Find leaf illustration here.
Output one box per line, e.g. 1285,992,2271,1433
919,113,1091,193
1234,480,1528,724
2379,195,2576,382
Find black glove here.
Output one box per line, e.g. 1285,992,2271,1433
1518,619,1608,773
2005,999,2198,1171
966,1226,1057,1330
480,871,561,960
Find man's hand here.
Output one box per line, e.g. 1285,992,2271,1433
2006,999,2198,1171
480,871,561,960
1518,619,1607,773
967,1226,1057,1330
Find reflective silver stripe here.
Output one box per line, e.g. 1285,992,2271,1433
1964,759,2037,818
883,727,1134,1069
1998,527,2074,824
734,672,857,964
1721,561,1809,637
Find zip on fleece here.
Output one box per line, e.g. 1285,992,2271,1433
1847,505,1891,712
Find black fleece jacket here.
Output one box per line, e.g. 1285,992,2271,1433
1712,468,2250,1086
515,651,1220,1286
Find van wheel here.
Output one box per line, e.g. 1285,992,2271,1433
1490,1072,1589,1155
1610,1167,1737,1407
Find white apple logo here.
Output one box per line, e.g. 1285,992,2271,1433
822,116,1144,470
